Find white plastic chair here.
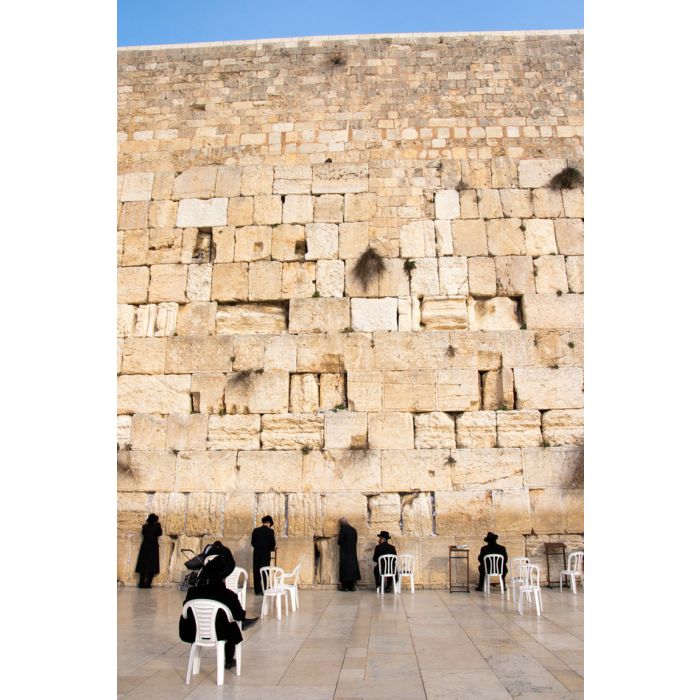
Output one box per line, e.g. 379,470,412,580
396,554,416,594
182,599,241,684
260,566,288,620
225,566,248,612
517,564,543,616
483,554,505,595
281,563,301,611
560,551,584,594
510,557,530,604
377,554,398,595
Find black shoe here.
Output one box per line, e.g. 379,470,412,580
241,617,259,631
254,592,263,596
474,587,483,592
224,659,235,670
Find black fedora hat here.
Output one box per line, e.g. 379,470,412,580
377,531,391,540
484,532,498,542
262,515,274,525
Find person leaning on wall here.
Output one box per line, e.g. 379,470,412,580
337,517,361,591
135,513,162,588
251,515,276,595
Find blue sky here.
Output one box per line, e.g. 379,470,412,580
118,0,583,47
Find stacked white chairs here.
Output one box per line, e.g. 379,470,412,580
510,557,530,604
396,554,416,594
517,564,543,616
377,554,398,595
559,551,584,594
281,562,301,611
183,599,241,684
225,566,248,612
483,553,505,595
260,566,288,620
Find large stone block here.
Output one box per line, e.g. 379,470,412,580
532,188,563,218
271,224,306,261
414,412,456,449
225,370,289,414
339,222,370,259
165,413,208,451
565,255,584,293
118,201,149,230
529,488,565,534
436,367,481,412
347,370,383,411
314,194,344,223
459,189,479,219
166,336,233,372
513,367,584,409
435,490,494,537
554,219,584,255
172,166,218,199
118,266,149,304
237,450,302,491
437,258,468,296
227,197,254,226
383,370,435,411
275,537,316,583
467,257,496,297
186,264,213,302
207,414,260,450
491,157,519,188
234,226,272,261
130,413,167,450
281,261,316,298
118,375,191,414
499,188,533,219
492,489,532,534
435,190,460,220
176,198,228,227
148,228,182,264
521,293,583,329
261,413,324,449
216,303,287,334
518,159,568,188
467,297,520,331
223,494,255,537
120,337,167,374
117,304,136,338
434,220,454,256
296,332,344,373
312,163,368,194
563,489,584,533
370,331,446,370
177,302,216,336
562,188,584,218
241,165,274,196
191,372,226,414
496,410,542,448
455,411,497,448
367,493,401,530
215,166,242,197
481,369,515,410
477,189,503,218
522,446,584,488
248,260,282,301
322,493,369,535
302,449,381,492
400,220,436,257
368,412,414,449
344,192,376,222
494,256,535,296
451,448,524,489
148,264,187,303
121,229,148,266
324,411,367,449
319,373,345,409
420,297,468,330
316,259,345,297
290,373,320,413
450,330,502,370
400,493,434,536
133,302,178,338
305,223,338,260
253,195,282,225
541,409,584,446
419,536,459,587
283,194,314,224
410,258,440,296
288,298,350,333
381,449,452,491
121,172,154,201
351,297,397,332
117,451,176,491
486,219,526,255
183,492,227,537
534,255,568,294
274,164,312,195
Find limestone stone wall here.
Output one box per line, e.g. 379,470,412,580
117,30,583,588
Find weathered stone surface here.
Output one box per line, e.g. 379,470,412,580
522,446,583,488
273,164,311,194
281,261,316,298
467,257,496,297
451,448,524,489
172,167,218,199
118,266,149,304
314,194,344,223
562,188,584,218
367,493,401,530
500,189,532,217
148,228,182,264
302,449,380,492
455,411,497,448
541,409,584,446
283,194,314,224
186,264,212,302
346,370,383,411
436,367,481,412
118,302,136,336
215,166,242,197
176,198,228,227
241,165,274,196
207,415,261,450
563,489,584,533
227,196,254,226
191,372,226,414
491,157,519,188
234,226,272,261
223,494,255,536
216,304,287,334
554,219,584,255
121,337,167,374
400,493,434,536
344,193,376,222
400,220,436,258
435,190,460,220
486,219,526,255
175,451,238,491
383,370,435,411
494,256,535,296
117,415,132,446
492,489,532,534
381,449,451,491
305,223,338,260
134,303,179,338
290,373,320,413
271,224,306,260
338,222,370,260
434,220,454,256
410,258,440,296
513,367,584,409
237,450,302,491
532,188,563,218
121,172,154,201
316,259,344,297
121,229,149,266
225,370,289,414
183,492,227,536
117,450,177,491
319,373,345,409
435,490,494,537
368,412,414,449
324,411,368,449
312,163,368,194
451,219,488,257
437,258,468,296
449,331,502,370
177,302,216,336
481,369,515,410
253,195,282,225
148,264,187,303
248,260,282,300
130,413,167,450
518,159,568,188
534,255,568,294
565,256,584,293
420,297,468,330
414,412,456,448
477,189,503,218
496,410,542,448
166,336,233,372
351,297,397,332
521,293,583,329
166,413,208,450
529,488,565,534
459,189,479,218
467,297,520,331
118,375,191,414
289,298,350,333
118,201,149,229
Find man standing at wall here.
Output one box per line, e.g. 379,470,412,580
251,515,276,595
338,517,361,591
373,531,397,592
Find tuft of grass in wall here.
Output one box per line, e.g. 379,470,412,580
568,341,575,348
352,247,386,290
550,363,559,370
455,180,469,192
446,345,457,358
218,406,227,416
328,53,346,68
312,290,321,298
520,322,527,330
548,166,584,190
497,404,509,411
542,439,551,447
403,259,417,277
342,326,353,333
519,222,527,232
556,290,563,296
230,368,264,386
301,445,311,455
331,404,345,412
445,455,457,467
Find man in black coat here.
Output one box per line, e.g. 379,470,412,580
135,513,162,588
179,556,259,669
372,531,397,592
475,531,508,591
202,540,236,579
251,515,276,595
337,517,361,591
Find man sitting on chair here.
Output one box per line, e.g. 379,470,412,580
179,556,259,670
474,531,508,592
373,531,397,592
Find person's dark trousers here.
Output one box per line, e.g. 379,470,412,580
373,566,395,591
224,640,235,664
477,566,505,590
253,554,270,594
138,572,154,588
340,581,356,591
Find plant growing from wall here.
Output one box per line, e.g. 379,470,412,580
548,166,584,190
403,259,416,277
352,247,386,290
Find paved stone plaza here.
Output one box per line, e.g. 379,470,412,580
118,586,583,699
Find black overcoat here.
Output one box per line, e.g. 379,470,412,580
135,521,162,575
251,526,276,565
372,542,397,564
179,580,246,646
338,524,361,582
477,542,508,578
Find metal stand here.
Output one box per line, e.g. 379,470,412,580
448,546,470,593
544,542,567,588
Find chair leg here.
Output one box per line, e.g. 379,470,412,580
235,642,242,677
517,589,523,615
560,574,564,592
276,593,282,620
535,590,542,616
193,645,202,675
411,575,415,594
499,576,504,594
186,645,196,684
485,576,490,595
216,642,224,685
571,575,577,595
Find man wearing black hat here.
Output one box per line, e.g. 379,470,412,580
179,555,259,670
372,531,397,592
475,531,508,592
251,515,276,595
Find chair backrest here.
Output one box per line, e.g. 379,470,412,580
225,566,248,593
511,557,530,578
524,564,540,588
378,554,397,575
203,554,218,565
260,566,284,591
183,599,232,643
484,554,504,575
568,551,584,574
397,554,415,575
286,563,301,585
